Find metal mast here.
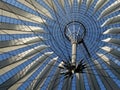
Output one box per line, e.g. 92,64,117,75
65,21,86,67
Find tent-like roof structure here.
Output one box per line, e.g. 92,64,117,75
0,0,120,90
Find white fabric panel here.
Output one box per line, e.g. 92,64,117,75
99,1,120,19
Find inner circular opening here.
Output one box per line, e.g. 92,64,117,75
64,21,86,43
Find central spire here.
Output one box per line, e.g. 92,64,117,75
64,21,86,66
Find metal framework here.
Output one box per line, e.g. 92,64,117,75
0,0,120,90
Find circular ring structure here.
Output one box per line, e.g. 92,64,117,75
64,21,86,43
